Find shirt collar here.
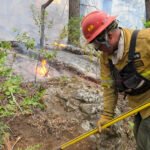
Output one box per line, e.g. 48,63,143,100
111,30,124,64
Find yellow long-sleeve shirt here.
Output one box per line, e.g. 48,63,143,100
100,28,150,119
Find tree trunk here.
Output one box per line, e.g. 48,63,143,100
68,0,80,46
145,0,150,21
40,0,54,48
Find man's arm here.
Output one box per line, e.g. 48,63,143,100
97,53,118,131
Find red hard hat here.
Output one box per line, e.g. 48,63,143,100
81,11,116,43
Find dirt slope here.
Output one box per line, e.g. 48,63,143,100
2,77,136,150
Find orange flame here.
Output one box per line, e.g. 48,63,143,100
36,59,49,77
53,42,66,48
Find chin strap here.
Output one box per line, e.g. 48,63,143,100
101,31,111,48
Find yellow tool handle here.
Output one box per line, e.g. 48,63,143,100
59,102,150,150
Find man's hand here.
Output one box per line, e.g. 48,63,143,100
97,114,113,133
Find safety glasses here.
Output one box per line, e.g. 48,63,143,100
91,31,109,50
91,21,118,50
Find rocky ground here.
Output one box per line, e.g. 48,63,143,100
1,45,136,150
2,77,136,150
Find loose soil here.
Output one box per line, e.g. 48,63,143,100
2,77,136,150
2,77,98,150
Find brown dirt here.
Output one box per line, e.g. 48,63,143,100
1,77,136,150
4,114,95,150
2,77,98,150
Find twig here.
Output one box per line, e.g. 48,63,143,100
6,115,17,124
11,136,22,150
10,91,23,112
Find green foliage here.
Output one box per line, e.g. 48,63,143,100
21,88,45,110
14,30,35,49
59,17,81,46
2,75,22,95
68,17,81,46
17,144,42,150
144,20,150,28
0,104,16,117
30,4,53,34
30,4,41,32
0,75,24,117
0,122,8,145
0,42,11,77
0,76,45,117
39,48,57,60
30,4,53,45
0,40,45,118
128,121,134,129
0,49,12,77
13,4,53,49
0,46,24,117
0,41,12,50
59,25,68,41
13,28,56,60
0,41,12,63
0,42,17,117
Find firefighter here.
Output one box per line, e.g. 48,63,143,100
81,10,150,150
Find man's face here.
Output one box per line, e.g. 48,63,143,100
91,30,118,55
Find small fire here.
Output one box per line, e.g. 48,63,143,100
53,42,66,48
36,59,49,77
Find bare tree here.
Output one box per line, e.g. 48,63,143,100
145,0,150,21
68,0,80,46
40,0,54,48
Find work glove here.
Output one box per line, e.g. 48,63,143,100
97,114,113,133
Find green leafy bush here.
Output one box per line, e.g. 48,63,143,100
0,122,8,146
14,31,35,49
144,21,150,28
